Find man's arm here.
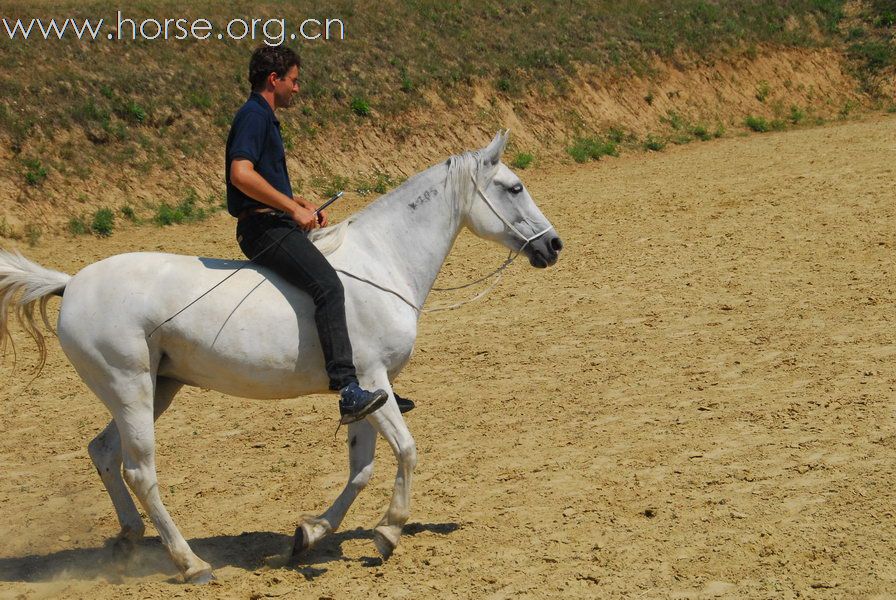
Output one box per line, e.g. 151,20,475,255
230,159,318,230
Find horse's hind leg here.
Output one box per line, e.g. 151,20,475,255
88,421,144,547
293,419,377,555
86,370,210,582
87,377,183,549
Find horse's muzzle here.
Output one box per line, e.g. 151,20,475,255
527,234,563,268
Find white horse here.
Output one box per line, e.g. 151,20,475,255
0,131,562,583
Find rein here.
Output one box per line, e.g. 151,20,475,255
148,194,342,338
150,172,552,335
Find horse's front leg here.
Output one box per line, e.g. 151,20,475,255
365,383,417,559
292,419,377,556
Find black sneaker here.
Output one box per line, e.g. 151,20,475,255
339,383,388,425
394,392,416,414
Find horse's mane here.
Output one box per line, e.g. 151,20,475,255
309,219,352,256
445,150,478,205
309,150,481,257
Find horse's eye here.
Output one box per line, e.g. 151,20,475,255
509,184,523,195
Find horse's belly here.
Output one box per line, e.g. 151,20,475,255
158,310,331,399
158,348,330,398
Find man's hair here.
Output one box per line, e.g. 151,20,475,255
248,46,301,92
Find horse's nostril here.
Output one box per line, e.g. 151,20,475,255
550,237,564,252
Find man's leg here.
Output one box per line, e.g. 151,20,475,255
237,216,386,421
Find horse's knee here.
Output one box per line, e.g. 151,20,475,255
351,462,375,490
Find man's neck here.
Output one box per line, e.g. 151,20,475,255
257,89,276,112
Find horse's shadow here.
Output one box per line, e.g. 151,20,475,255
0,522,460,583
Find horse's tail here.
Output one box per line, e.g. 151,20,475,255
0,250,71,371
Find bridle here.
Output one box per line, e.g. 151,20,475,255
151,170,555,336
335,172,553,313
467,172,554,254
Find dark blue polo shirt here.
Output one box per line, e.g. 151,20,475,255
225,92,293,217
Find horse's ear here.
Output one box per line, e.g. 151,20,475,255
481,129,509,179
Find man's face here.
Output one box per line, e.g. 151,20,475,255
273,65,299,109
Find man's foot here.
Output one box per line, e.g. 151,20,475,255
339,383,388,425
394,393,416,414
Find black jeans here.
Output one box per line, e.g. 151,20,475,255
236,212,358,390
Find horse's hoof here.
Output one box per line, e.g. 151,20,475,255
184,567,216,585
372,528,396,559
291,524,309,558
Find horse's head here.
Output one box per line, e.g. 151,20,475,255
464,131,563,268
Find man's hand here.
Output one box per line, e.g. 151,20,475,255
293,195,329,227
290,205,319,231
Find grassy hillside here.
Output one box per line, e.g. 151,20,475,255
0,0,893,240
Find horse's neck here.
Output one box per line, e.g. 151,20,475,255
338,163,466,309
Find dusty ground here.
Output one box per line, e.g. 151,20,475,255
1,114,895,599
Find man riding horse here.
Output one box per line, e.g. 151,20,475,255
225,45,388,425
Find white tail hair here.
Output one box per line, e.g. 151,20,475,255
0,250,71,372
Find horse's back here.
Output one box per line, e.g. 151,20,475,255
56,251,330,397
55,250,415,398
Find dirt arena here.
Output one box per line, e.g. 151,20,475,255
1,115,895,599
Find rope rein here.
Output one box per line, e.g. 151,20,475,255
150,172,552,333
148,222,300,338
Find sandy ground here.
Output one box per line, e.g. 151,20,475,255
0,115,895,599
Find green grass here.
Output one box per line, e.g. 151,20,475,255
789,105,807,124
350,98,371,117
117,100,147,124
849,39,896,71
121,205,140,223
22,158,48,185
691,124,712,141
0,1,870,159
355,171,396,196
643,134,667,152
154,189,210,226
68,216,89,235
313,175,351,198
840,99,859,117
495,78,514,93
607,128,629,144
661,111,688,131
25,224,41,247
511,152,535,169
91,208,115,237
744,115,770,132
567,136,618,163
187,90,213,111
